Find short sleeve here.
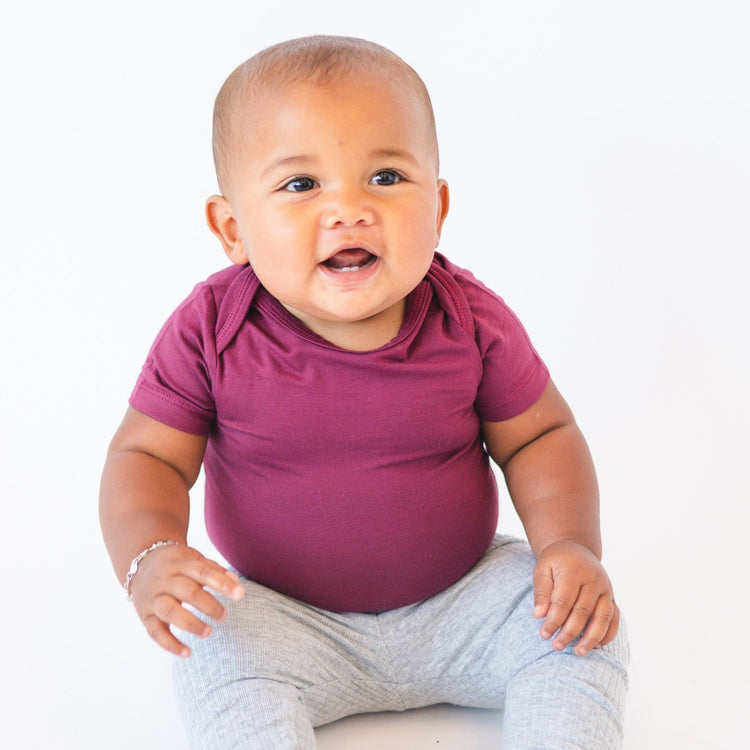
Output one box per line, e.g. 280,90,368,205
129,284,218,435
455,268,550,422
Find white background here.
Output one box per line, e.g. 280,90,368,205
2,1,748,747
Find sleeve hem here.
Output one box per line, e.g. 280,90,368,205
477,362,550,422
129,383,213,436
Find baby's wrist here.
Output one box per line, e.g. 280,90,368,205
123,540,179,601
539,538,600,559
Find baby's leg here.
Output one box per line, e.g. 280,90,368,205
501,629,629,749
173,581,315,749
177,673,314,750
378,536,629,749
172,577,406,749
492,539,630,749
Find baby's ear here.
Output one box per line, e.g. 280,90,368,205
205,195,249,265
434,179,450,247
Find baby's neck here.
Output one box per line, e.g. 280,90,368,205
284,298,406,352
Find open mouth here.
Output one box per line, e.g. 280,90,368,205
321,248,377,273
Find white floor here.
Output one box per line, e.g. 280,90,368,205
316,705,503,748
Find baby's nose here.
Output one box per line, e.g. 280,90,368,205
320,189,375,228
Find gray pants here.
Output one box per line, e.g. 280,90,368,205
174,536,629,749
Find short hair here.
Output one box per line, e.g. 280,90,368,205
212,35,439,191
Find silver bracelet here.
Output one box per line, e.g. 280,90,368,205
123,540,178,601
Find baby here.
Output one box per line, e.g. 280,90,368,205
100,35,628,749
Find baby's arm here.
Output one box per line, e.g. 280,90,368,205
99,407,244,657
482,381,619,657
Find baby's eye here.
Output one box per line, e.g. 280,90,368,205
282,176,317,192
370,170,403,186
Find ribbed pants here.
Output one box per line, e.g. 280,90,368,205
174,535,629,748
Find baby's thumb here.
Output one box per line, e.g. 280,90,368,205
532,563,553,619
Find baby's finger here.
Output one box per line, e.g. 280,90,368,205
170,576,230,623
184,557,245,601
142,612,194,658
599,602,621,648
539,577,581,641
549,585,600,651
571,595,615,656
532,565,554,619
151,591,214,639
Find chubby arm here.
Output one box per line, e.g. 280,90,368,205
99,407,244,657
482,381,619,656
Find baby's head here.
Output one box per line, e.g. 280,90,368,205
206,36,449,350
211,36,439,194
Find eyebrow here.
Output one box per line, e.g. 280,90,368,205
261,155,319,180
368,148,420,166
261,148,420,180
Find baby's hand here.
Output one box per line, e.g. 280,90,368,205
128,544,245,658
532,540,619,657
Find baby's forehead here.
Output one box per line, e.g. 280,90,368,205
240,63,424,118
224,66,433,150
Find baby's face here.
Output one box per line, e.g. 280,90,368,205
209,71,449,349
